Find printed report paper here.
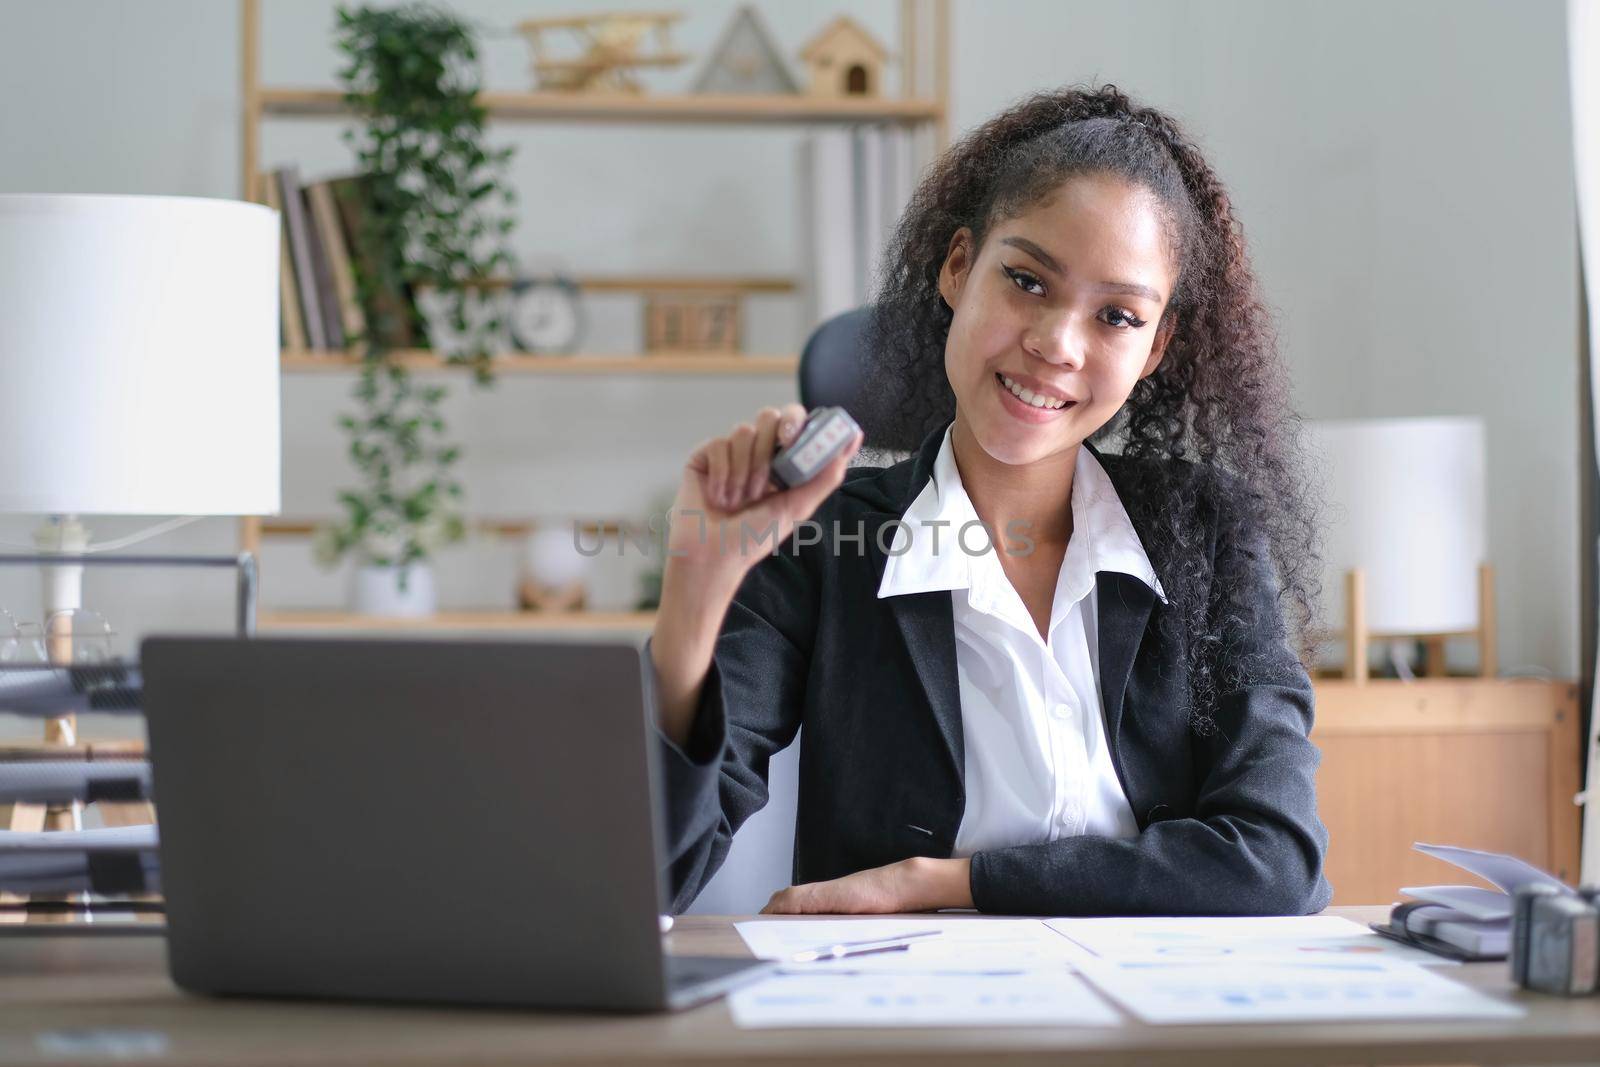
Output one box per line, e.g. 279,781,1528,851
1075,958,1524,1025
734,918,1094,972
728,969,1122,1028
1047,915,1449,967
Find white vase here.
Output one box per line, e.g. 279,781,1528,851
351,563,437,618
523,525,595,589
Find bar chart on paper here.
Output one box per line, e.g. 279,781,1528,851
729,969,1121,1028
1046,916,1445,967
1075,959,1525,1025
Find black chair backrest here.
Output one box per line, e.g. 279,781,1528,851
798,307,872,413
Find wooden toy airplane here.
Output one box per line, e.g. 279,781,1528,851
516,11,689,93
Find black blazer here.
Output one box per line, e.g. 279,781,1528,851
647,424,1332,916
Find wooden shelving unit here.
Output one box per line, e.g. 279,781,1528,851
239,0,950,626
259,517,629,539
427,273,798,294
259,610,655,633
280,351,799,376
261,88,944,126
560,275,796,294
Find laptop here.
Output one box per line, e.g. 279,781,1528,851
140,636,774,1011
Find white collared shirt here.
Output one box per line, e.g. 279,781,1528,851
876,425,1167,857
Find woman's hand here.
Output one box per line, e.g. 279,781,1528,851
649,404,863,748
665,403,862,587
761,858,974,914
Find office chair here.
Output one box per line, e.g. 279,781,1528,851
798,306,872,414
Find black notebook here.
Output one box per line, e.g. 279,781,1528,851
1369,842,1574,962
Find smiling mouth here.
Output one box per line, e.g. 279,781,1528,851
995,372,1075,410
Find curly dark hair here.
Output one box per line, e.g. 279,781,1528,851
860,84,1322,736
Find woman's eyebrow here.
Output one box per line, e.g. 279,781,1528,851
999,235,1163,303
1096,279,1164,303
1000,236,1065,275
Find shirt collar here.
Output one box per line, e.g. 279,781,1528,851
877,424,1167,607
1071,440,1167,604
875,425,981,597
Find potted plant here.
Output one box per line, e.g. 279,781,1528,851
312,367,467,617
315,3,515,615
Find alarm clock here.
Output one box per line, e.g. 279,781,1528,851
509,276,583,353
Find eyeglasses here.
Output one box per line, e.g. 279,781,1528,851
0,607,117,667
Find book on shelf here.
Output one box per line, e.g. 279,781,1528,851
854,124,884,306
272,166,329,350
797,124,914,329
259,175,307,351
306,181,368,345
797,129,855,330
300,181,346,350
263,169,426,354
328,175,424,350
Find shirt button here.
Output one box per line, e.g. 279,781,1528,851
1053,703,1073,720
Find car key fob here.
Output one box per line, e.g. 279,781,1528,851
770,406,861,490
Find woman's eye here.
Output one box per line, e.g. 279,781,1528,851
1003,265,1044,297
1100,306,1148,330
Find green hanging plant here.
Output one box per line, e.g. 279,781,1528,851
314,3,516,574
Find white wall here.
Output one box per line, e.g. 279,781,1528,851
0,1,1580,903
0,0,903,642
0,0,1574,675
957,0,1578,677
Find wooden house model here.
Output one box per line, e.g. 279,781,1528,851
798,15,889,98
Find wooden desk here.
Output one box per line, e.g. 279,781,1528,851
1,907,1597,1066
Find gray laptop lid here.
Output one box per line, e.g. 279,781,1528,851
141,636,670,1010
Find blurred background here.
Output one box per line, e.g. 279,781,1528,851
0,0,1585,910
0,0,1577,670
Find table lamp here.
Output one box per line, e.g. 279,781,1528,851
0,193,280,611
1305,416,1490,681
0,193,279,784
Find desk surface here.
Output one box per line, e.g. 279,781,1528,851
1,906,1596,1067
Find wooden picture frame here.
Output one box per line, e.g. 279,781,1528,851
643,291,741,354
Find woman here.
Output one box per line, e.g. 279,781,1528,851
646,84,1330,917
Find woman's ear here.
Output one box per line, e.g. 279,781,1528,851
937,227,974,310
1140,313,1176,379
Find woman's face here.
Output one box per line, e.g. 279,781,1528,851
938,173,1177,467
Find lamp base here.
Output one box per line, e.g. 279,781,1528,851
1338,563,1497,683
33,516,88,618
23,516,90,832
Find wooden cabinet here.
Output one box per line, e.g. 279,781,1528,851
1314,678,1581,904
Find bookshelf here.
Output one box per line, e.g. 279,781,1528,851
280,351,799,376
260,88,945,126
238,0,950,629
259,610,656,633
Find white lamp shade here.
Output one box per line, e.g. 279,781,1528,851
0,194,280,515
1306,417,1487,634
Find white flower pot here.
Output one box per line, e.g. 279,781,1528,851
351,563,437,618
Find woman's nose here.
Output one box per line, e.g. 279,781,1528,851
1022,314,1087,369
